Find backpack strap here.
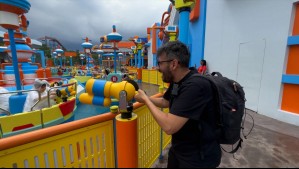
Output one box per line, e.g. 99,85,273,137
221,138,243,154
191,73,222,126
210,72,223,77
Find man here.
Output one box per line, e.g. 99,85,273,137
23,79,57,112
134,41,221,168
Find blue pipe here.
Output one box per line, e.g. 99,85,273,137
59,57,62,67
8,29,22,92
31,55,35,63
141,55,144,68
70,57,73,66
134,53,137,67
178,9,191,44
113,50,117,73
35,50,45,68
138,50,141,68
86,55,90,73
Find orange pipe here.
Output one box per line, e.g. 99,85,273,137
161,11,169,26
4,32,9,46
152,25,157,54
137,68,142,80
47,59,53,67
190,0,200,22
0,72,3,85
19,70,24,84
150,25,165,54
115,114,138,168
36,68,44,78
45,68,52,78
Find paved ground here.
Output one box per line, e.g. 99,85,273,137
151,109,299,168
139,83,299,168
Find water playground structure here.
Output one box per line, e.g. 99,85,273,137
0,0,77,138
0,26,52,86
0,10,139,139
0,0,179,167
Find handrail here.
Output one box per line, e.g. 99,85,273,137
47,82,77,107
21,77,69,90
0,107,10,116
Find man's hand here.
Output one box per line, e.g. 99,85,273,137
134,89,148,103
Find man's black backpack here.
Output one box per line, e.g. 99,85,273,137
193,72,252,153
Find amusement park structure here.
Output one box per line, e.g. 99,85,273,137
0,0,77,138
37,36,67,51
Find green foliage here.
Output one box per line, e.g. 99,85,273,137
37,44,52,58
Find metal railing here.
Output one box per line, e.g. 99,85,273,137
0,79,76,115
21,77,70,90
0,107,10,116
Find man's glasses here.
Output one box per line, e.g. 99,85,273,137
157,59,173,66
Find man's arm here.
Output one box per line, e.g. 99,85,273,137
149,97,169,108
135,89,188,135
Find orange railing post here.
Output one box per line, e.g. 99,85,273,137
115,113,138,168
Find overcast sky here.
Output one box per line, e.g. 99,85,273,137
1,0,171,51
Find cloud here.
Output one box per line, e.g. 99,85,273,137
0,0,171,51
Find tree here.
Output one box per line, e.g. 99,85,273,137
37,44,52,58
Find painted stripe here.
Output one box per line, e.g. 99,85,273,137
3,125,42,138
92,96,105,105
287,36,299,45
42,117,64,128
282,74,299,84
93,80,106,96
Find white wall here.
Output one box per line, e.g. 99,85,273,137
204,0,299,126
148,38,153,69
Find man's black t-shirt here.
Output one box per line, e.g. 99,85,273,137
163,68,221,167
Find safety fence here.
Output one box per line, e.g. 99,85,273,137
126,67,168,87
0,93,171,168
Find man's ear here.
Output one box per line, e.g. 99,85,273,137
172,59,179,70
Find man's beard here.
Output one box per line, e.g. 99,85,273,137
162,69,173,83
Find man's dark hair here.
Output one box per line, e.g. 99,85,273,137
157,41,190,68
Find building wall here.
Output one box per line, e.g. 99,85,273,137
203,0,299,125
